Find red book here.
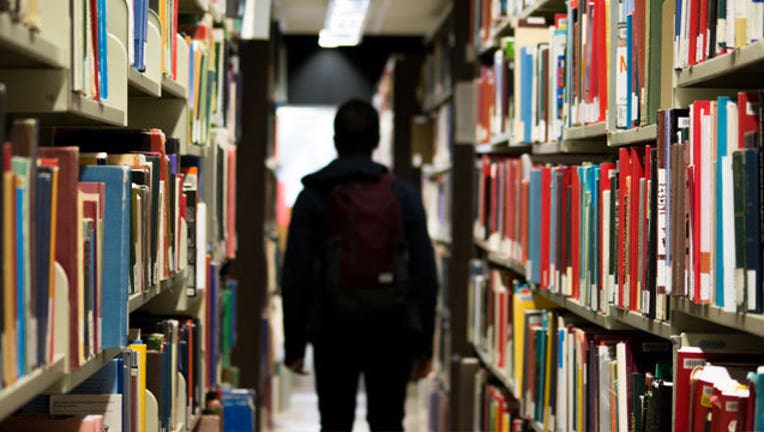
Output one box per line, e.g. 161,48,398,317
643,146,653,307
480,157,490,232
505,160,514,246
540,166,551,289
738,92,760,149
596,0,607,121
561,166,571,292
172,0,179,80
571,166,581,299
90,0,100,99
689,366,731,432
688,0,699,65
629,147,644,311
497,286,507,368
617,149,630,309
698,0,709,63
691,101,710,302
710,385,745,432
38,147,80,370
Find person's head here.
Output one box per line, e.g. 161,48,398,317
333,99,380,157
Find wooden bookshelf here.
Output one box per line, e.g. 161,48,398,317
0,355,65,421
607,124,658,147
676,39,764,88
0,13,67,68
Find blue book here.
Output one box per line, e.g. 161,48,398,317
716,97,730,307
34,167,53,368
222,389,256,432
520,47,534,143
133,0,149,71
80,166,131,349
529,169,542,283
97,0,108,99
189,41,196,110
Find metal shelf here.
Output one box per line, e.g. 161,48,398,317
48,349,122,394
676,40,764,88
128,68,162,98
476,140,531,155
162,75,188,99
0,355,65,421
0,12,67,68
474,347,517,396
673,297,764,338
533,287,631,331
607,124,658,147
486,253,526,276
562,122,607,140
532,140,611,155
608,306,673,340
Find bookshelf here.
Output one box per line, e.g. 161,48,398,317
676,39,764,88
0,1,245,429
0,355,65,421
672,297,764,339
561,122,607,141
607,124,658,147
0,12,67,68
475,141,531,155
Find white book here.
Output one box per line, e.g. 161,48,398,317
602,189,612,313
749,0,764,43
598,345,613,432
726,0,736,50
721,156,737,312
71,0,84,93
616,342,629,432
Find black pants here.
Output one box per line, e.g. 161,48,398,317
313,326,413,432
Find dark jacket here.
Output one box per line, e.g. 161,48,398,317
281,156,438,366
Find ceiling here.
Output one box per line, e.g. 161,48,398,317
273,0,450,36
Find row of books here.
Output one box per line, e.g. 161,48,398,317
474,92,764,319
0,121,237,386
71,0,109,101
674,0,764,69
470,275,675,432
0,1,40,30
473,374,523,432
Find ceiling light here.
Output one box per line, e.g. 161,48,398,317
318,0,370,48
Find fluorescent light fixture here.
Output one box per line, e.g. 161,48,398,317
318,0,371,48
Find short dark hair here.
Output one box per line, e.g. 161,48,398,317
333,99,380,156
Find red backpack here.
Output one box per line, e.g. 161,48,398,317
322,173,409,322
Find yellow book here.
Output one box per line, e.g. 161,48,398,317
512,284,536,393
576,329,585,432
735,18,747,48
128,343,147,432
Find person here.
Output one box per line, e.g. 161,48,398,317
281,99,438,431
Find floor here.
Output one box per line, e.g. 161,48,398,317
270,349,428,432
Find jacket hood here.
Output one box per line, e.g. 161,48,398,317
302,156,389,187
